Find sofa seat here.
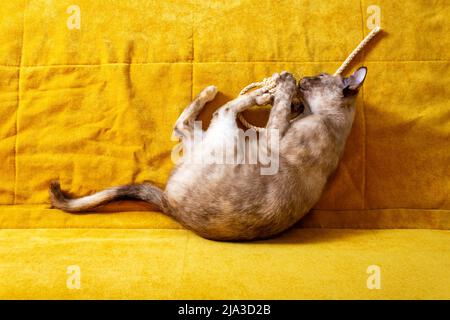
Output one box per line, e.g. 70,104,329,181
0,205,448,299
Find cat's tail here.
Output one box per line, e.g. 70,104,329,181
49,180,170,214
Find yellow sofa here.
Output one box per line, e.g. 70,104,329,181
0,0,449,299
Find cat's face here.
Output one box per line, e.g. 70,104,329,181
297,67,367,113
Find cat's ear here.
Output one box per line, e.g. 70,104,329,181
343,67,367,96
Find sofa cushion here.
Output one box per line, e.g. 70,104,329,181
0,228,448,299
0,0,448,228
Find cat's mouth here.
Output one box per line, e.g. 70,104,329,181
293,86,310,114
290,97,305,120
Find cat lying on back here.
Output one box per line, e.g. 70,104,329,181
49,67,367,241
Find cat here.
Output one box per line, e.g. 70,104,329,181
49,67,367,241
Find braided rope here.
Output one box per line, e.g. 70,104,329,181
237,77,277,132
238,26,382,131
334,26,381,76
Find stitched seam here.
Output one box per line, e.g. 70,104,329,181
0,227,186,230
0,228,446,232
0,60,449,69
0,204,449,211
0,225,447,230
191,3,195,101
13,1,26,205
359,0,367,210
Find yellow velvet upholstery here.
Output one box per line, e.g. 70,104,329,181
0,0,449,299
1,228,449,299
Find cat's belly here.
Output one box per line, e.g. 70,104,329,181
165,121,332,240
165,162,322,241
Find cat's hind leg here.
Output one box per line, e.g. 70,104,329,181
215,88,272,117
173,85,218,140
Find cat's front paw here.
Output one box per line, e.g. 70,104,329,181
275,71,297,96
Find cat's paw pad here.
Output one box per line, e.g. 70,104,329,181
270,72,281,83
278,71,295,84
275,71,296,94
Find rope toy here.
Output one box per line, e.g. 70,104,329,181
238,26,382,132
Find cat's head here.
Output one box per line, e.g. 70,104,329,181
297,67,367,114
